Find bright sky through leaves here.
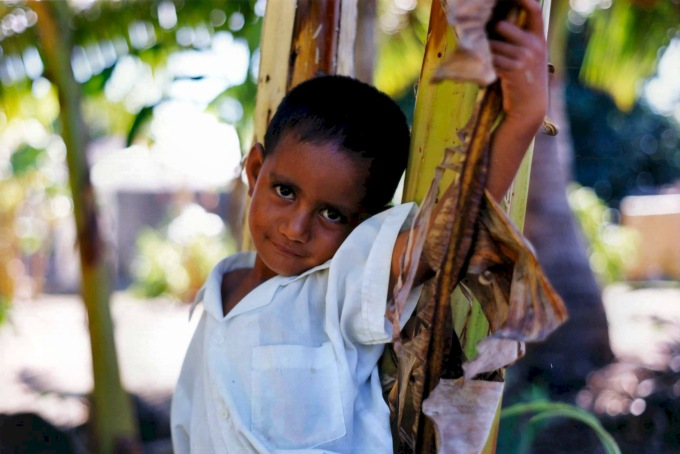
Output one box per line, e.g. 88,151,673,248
644,38,680,121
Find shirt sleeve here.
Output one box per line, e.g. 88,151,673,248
327,203,421,345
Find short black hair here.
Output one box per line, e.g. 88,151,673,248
263,75,410,213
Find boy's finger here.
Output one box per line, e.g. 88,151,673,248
494,18,546,56
492,53,523,72
494,21,534,47
489,40,523,60
518,0,545,36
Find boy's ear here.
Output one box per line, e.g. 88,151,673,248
245,143,265,196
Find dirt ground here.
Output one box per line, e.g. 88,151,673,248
0,283,678,452
0,293,198,452
523,283,680,454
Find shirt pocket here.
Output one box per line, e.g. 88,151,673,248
251,342,346,449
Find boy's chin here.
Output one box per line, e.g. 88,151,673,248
272,264,313,277
259,255,313,278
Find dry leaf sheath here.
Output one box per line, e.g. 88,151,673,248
386,0,567,452
432,0,497,85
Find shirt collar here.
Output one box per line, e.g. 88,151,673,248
277,260,330,286
188,252,330,320
189,252,256,320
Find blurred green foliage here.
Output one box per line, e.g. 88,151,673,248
566,19,680,207
0,1,263,149
374,0,430,99
130,204,235,302
0,119,71,305
579,0,680,112
0,1,262,315
567,184,639,286
0,295,8,325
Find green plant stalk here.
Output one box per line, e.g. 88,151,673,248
33,3,139,452
404,2,495,449
502,401,621,454
402,0,551,451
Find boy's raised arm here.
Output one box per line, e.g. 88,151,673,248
389,0,548,294
486,0,548,199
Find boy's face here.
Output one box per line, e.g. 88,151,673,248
245,134,370,278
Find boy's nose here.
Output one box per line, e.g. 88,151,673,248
280,209,311,243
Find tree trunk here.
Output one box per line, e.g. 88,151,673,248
394,1,548,451
509,74,615,397
505,1,615,400
354,0,377,84
33,3,139,453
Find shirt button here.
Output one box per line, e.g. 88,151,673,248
221,407,230,420
214,333,224,345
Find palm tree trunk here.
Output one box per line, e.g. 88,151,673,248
505,0,614,399
508,71,614,398
33,3,139,452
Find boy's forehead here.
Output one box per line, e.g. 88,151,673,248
270,134,371,168
264,135,371,211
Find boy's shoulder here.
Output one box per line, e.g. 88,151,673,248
190,252,255,316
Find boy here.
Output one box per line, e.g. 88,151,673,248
172,0,548,451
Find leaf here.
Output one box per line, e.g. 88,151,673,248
432,0,498,86
389,167,443,348
82,63,116,96
388,283,438,449
389,143,463,348
125,104,156,147
465,192,568,341
463,337,524,380
502,401,622,454
388,1,564,451
10,144,45,176
422,378,504,454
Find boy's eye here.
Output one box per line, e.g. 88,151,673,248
274,184,294,200
320,208,346,224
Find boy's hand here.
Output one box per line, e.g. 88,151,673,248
489,0,548,130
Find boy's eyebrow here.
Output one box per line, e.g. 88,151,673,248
270,171,357,216
270,172,300,192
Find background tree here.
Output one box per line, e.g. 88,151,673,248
508,0,680,400
32,3,139,451
1,1,263,451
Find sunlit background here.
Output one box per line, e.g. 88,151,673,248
1,0,679,452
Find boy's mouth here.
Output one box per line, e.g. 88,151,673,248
271,240,304,258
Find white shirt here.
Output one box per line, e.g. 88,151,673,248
171,203,420,453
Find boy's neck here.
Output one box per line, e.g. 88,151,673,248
220,262,275,316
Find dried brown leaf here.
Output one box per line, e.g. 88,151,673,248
422,378,504,453
432,0,498,86
465,192,568,341
422,176,460,270
388,283,437,450
389,167,443,349
463,337,525,381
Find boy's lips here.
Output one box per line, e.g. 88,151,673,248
271,240,304,257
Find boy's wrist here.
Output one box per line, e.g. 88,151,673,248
500,112,544,138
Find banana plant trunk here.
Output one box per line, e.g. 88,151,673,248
33,3,139,453
400,0,552,451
